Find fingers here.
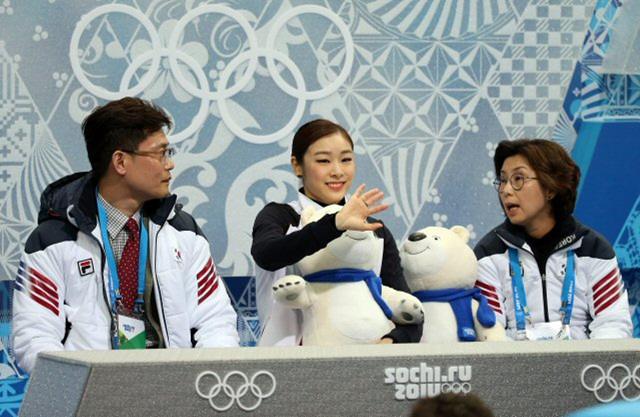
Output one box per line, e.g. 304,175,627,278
352,183,366,199
361,190,384,207
363,221,384,231
367,203,389,215
347,218,384,232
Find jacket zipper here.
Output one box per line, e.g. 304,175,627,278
87,232,117,348
541,272,549,322
151,221,171,346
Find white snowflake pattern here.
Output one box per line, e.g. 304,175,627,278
462,116,479,133
33,25,48,42
208,60,227,82
432,213,448,227
485,141,498,157
0,0,13,15
52,72,69,88
425,188,441,204
465,224,477,240
482,170,496,188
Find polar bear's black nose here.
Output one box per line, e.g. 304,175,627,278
408,232,426,242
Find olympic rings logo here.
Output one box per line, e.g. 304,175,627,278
69,4,354,144
440,382,471,394
581,364,640,403
195,370,276,412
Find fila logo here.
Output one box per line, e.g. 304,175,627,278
77,259,94,276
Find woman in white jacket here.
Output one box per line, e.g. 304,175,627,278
474,139,632,341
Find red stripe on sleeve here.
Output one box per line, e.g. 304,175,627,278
487,298,503,315
475,280,496,292
29,268,58,299
595,291,622,316
480,289,498,301
592,268,619,293
197,258,213,280
198,279,219,305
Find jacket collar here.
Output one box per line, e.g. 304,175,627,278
38,172,178,233
494,216,589,252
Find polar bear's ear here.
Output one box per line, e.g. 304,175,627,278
300,206,317,227
450,225,470,244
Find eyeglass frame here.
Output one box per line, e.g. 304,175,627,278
122,147,176,164
493,173,538,191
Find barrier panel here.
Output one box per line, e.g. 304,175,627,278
20,339,640,417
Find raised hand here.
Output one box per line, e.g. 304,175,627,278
335,184,389,231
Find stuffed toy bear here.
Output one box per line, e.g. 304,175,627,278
399,225,506,343
272,204,424,345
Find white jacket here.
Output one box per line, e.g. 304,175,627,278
12,173,239,374
474,217,632,340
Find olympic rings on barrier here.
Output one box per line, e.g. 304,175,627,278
581,364,640,403
195,370,277,412
69,4,354,144
440,382,471,394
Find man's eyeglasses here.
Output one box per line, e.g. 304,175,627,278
493,174,538,191
123,147,176,164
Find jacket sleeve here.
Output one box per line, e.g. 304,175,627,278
474,241,508,332
187,232,240,347
378,225,423,343
584,255,633,339
12,240,68,374
251,203,343,271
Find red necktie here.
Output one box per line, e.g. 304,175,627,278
118,218,140,312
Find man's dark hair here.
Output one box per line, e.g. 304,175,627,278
82,97,172,179
410,393,495,417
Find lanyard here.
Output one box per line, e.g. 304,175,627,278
559,250,575,325
96,188,149,346
509,248,575,331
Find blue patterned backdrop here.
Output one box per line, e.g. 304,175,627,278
1,0,639,414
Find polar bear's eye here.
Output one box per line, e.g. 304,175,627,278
433,236,440,240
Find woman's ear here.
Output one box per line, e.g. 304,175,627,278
291,156,303,178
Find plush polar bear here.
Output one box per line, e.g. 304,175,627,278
272,204,424,345
399,225,506,343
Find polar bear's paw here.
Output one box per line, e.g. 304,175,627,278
392,299,425,325
272,275,307,303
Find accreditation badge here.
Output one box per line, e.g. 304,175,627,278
525,321,571,341
117,312,147,349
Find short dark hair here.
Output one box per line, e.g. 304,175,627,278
494,138,581,219
291,119,353,163
410,393,495,417
82,97,172,179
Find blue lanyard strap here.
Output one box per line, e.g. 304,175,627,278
96,188,149,346
559,250,575,325
509,247,576,330
508,248,530,331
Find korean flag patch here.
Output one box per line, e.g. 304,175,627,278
174,247,183,263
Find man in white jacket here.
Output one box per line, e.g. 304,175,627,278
12,97,239,374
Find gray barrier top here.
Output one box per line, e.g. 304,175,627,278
20,339,640,417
